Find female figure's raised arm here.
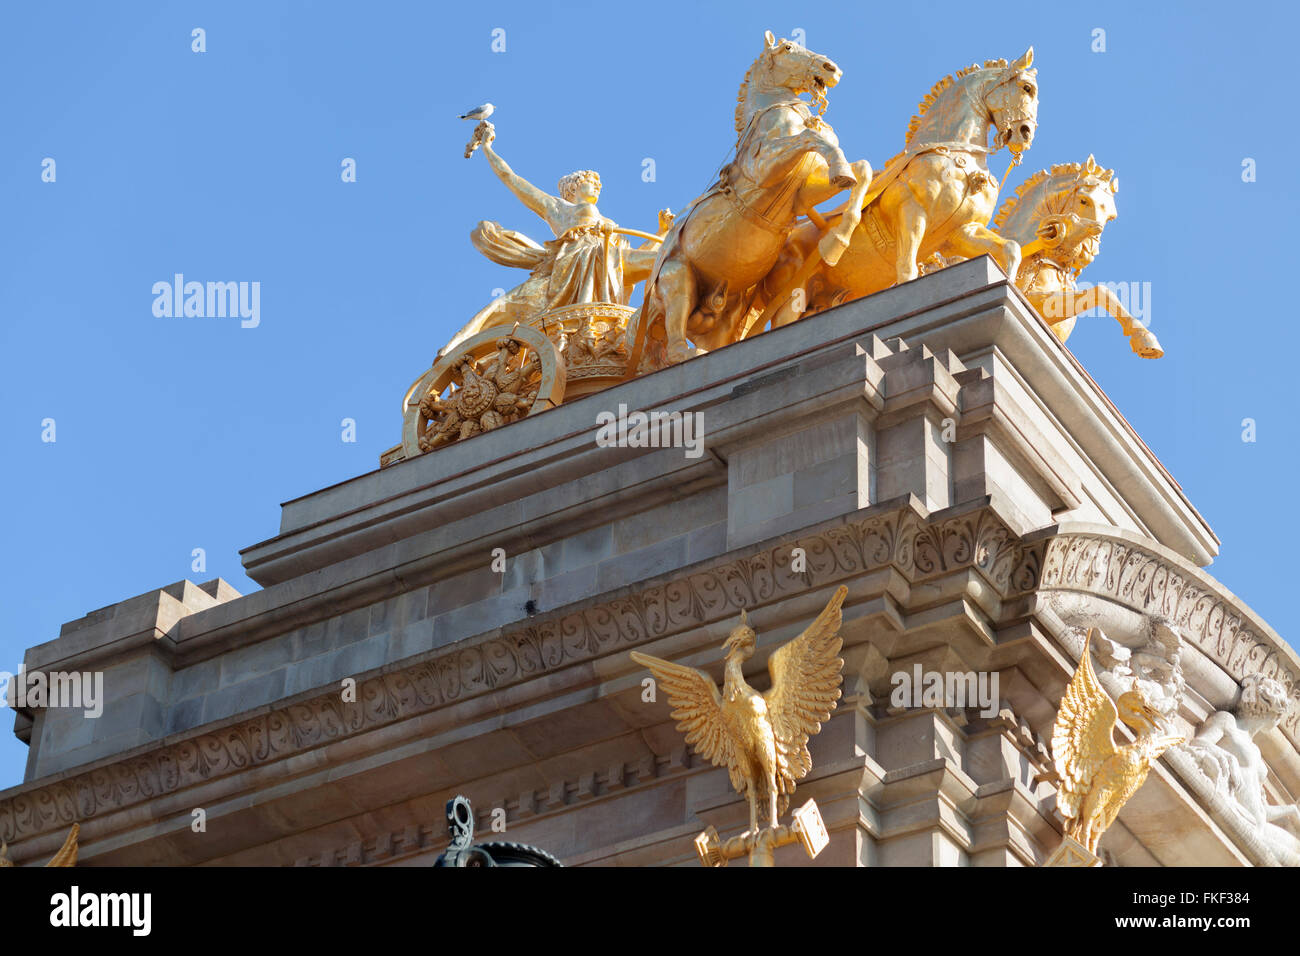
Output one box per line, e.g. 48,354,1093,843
479,128,558,224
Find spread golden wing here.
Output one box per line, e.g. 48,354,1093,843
764,585,847,787
1051,631,1119,821
629,651,744,795
45,824,78,867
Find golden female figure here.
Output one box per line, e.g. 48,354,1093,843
441,122,665,357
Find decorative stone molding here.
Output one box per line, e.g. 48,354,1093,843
1040,530,1299,739
0,498,1043,846
294,748,696,866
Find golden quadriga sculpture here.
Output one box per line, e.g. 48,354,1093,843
383,31,874,466
385,32,1150,466
1046,630,1183,864
630,585,846,867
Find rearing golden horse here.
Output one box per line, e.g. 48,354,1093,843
625,31,872,370
993,156,1162,358
753,50,1039,332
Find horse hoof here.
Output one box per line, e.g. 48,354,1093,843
818,232,850,266
831,174,856,190
666,343,707,365
1130,328,1164,359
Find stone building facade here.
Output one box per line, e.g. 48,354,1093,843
4,258,1297,866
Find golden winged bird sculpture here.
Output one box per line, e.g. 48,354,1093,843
1051,631,1184,855
630,585,846,837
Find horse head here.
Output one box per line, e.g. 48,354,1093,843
981,48,1038,156
995,155,1118,272
736,31,842,137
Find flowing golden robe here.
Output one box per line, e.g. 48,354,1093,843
442,220,628,356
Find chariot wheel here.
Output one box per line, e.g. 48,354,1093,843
401,325,565,460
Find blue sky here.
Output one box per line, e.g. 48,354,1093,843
1,1,1295,786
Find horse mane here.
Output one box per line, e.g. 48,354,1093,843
993,156,1115,232
992,166,1052,230
735,49,772,140
905,60,1008,146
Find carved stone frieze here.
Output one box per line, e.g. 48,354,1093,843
0,501,1044,846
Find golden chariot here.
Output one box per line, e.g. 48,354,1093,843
379,300,660,468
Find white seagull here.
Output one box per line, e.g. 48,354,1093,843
459,103,495,121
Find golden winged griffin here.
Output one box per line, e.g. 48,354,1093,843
1050,631,1183,857
383,30,1158,466
630,585,847,838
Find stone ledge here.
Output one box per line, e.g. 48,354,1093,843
0,494,1042,852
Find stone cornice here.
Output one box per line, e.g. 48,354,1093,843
4,514,1286,858
0,495,1044,848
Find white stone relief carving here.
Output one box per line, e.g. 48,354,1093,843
1176,674,1300,866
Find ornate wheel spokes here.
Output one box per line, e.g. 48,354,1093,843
400,326,565,459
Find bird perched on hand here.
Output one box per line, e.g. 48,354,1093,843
459,103,495,120
630,586,846,835
1051,629,1184,854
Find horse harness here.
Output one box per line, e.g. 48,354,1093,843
622,98,830,376
716,99,828,236
858,141,1003,253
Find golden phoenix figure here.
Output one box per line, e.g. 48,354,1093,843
631,585,846,837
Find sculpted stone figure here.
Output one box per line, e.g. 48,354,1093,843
441,121,668,358
1183,674,1300,865
1087,619,1185,726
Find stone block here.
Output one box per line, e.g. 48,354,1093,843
388,616,435,663
430,588,531,648
325,608,371,649
685,521,727,564
171,658,220,701
560,524,614,572
427,566,503,617
220,635,294,688
595,536,688,591
203,670,287,724
166,696,204,736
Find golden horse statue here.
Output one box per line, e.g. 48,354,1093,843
752,50,1039,332
624,31,873,370
993,155,1162,358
